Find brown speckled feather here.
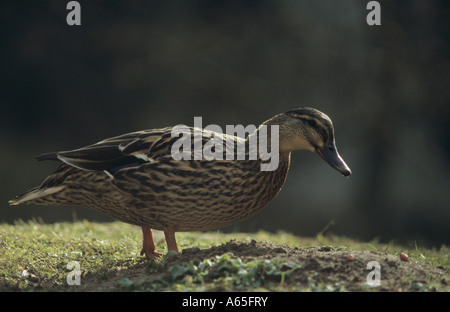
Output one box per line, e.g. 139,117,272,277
10,108,351,257
18,127,290,232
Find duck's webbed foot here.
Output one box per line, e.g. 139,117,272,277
140,227,162,260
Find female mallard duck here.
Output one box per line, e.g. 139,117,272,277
9,108,351,259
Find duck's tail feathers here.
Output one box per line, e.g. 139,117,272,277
9,185,65,206
35,152,59,161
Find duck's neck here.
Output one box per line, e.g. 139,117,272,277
244,123,291,172
254,114,313,153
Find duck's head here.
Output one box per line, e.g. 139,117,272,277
268,107,352,177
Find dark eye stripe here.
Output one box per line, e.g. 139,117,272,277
295,116,330,145
306,119,316,127
286,109,334,145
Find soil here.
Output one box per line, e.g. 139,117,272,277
81,240,449,292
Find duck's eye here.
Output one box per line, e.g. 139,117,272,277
306,119,316,127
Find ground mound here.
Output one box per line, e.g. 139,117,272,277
87,240,449,292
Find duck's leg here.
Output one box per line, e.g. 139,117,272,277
164,227,179,254
140,227,162,260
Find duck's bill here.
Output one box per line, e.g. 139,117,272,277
315,142,352,177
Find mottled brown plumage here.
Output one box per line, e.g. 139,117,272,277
9,108,351,259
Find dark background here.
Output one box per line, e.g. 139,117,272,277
1,1,449,247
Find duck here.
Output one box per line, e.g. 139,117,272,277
9,107,351,260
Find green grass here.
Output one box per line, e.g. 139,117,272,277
0,220,448,291
0,220,144,290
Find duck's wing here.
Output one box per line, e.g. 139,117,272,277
35,127,176,174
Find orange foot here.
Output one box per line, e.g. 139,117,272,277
140,227,162,260
140,248,162,260
162,227,179,261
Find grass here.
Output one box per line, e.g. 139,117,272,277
0,220,448,291
0,220,143,290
